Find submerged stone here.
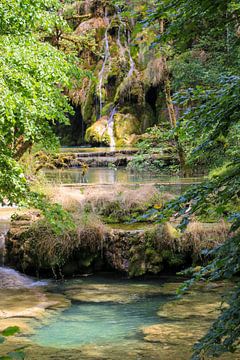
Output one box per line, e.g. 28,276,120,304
0,274,237,360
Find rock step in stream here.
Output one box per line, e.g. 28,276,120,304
57,149,176,168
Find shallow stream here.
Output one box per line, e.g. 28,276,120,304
0,266,237,359
0,161,235,359
30,276,173,349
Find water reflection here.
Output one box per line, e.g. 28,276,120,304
44,167,203,194
60,147,136,153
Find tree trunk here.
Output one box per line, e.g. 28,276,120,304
14,136,32,160
159,20,188,176
164,77,187,174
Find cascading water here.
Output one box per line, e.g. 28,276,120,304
116,16,126,59
126,30,135,78
98,8,136,149
107,107,116,150
0,217,47,288
98,9,110,117
0,218,9,266
0,266,47,288
116,8,135,79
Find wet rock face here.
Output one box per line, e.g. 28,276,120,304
61,0,167,147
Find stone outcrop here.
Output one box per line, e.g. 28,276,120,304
5,213,228,278
39,149,176,169
57,0,170,147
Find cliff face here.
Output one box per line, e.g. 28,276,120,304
59,0,168,146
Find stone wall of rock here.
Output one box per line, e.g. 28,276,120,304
5,213,228,278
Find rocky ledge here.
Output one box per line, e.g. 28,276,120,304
5,213,228,278
38,149,176,169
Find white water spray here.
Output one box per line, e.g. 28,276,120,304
126,30,135,78
0,266,47,288
98,9,110,117
0,219,47,288
116,8,135,79
107,107,116,150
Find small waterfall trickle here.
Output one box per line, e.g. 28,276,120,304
0,233,6,266
116,8,135,79
0,221,9,266
107,107,116,150
0,266,48,288
126,30,135,78
0,216,47,288
98,9,110,117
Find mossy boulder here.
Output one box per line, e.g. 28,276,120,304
80,80,96,123
114,112,141,146
85,116,111,145
84,110,141,147
74,17,107,35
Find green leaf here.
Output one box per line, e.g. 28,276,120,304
2,327,20,337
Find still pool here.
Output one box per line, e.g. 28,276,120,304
31,293,171,348
43,167,203,191
0,271,236,359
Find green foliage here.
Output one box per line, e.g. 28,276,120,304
142,0,240,358
0,326,25,360
177,234,240,359
128,126,178,173
1,327,20,337
175,76,240,168
0,0,61,35
0,0,86,221
27,193,76,234
0,35,79,158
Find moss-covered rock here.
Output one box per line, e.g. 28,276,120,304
114,112,141,146
84,110,142,146
85,116,111,145
74,17,107,35
58,0,174,147
5,207,228,279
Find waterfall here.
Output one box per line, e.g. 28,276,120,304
126,30,135,78
116,15,126,58
0,266,48,288
98,9,110,117
0,221,9,266
116,8,135,79
0,216,47,288
0,232,6,266
107,107,116,150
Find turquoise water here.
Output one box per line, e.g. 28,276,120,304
2,273,233,359
31,295,168,348
30,275,174,349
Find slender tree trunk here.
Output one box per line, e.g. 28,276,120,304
14,135,32,160
164,76,187,174
160,20,188,176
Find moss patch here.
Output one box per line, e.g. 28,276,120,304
85,116,111,145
